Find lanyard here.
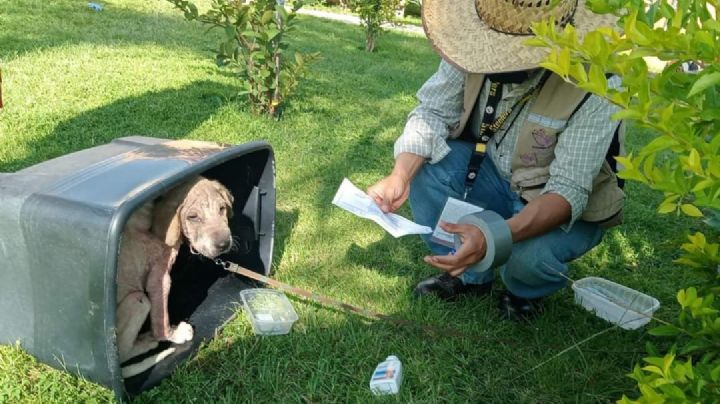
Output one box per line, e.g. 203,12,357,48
463,71,551,199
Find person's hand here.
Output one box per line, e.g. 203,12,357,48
367,173,410,213
424,221,487,277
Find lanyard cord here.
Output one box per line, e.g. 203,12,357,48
463,71,552,199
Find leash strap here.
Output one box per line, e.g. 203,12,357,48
215,258,509,340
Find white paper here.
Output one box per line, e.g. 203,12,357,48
431,197,484,248
332,178,432,238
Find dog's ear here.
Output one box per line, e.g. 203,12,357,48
213,181,234,218
152,198,185,247
164,206,184,246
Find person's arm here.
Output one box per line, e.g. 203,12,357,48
541,76,622,228
393,60,466,165
507,193,570,242
368,60,465,212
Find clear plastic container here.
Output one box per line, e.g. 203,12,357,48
572,277,660,330
240,289,298,335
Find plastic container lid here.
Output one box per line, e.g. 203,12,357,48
240,288,298,335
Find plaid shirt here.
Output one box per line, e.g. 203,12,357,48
395,60,621,227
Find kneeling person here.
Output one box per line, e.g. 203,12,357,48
367,0,624,320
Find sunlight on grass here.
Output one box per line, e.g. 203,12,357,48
0,0,699,402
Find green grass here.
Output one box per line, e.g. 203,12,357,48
0,0,707,402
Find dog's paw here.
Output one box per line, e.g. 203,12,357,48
168,321,194,344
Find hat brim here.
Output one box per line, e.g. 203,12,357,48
422,0,618,73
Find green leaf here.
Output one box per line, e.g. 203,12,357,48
711,365,720,382
275,5,289,20
648,325,680,336
641,365,665,377
642,136,678,155
266,28,281,41
524,37,548,47
658,202,677,214
681,203,703,217
557,47,571,77
612,109,645,121
569,62,588,83
539,61,562,77
224,24,237,39
679,339,713,355
662,354,675,374
583,31,603,58
692,179,714,192
688,72,720,98
261,10,275,24
686,149,703,175
588,64,608,96
659,384,686,400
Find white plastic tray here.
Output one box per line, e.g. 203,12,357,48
572,277,660,330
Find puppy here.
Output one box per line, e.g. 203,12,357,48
116,176,234,378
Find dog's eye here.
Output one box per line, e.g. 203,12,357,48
187,213,201,222
219,206,226,214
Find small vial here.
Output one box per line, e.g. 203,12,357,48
369,355,403,395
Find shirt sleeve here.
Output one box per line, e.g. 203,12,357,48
393,60,465,164
542,75,622,228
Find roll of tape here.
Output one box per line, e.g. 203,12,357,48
453,210,512,273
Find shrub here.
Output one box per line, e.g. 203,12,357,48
347,0,402,52
404,0,421,17
529,0,720,400
167,0,320,118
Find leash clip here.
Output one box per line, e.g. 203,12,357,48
214,258,231,269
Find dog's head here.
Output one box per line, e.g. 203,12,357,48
154,177,234,258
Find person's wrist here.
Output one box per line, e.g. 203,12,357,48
389,170,411,185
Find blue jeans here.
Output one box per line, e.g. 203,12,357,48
408,140,604,299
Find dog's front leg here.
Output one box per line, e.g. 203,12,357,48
146,246,193,344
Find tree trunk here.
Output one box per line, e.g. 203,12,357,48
365,32,375,52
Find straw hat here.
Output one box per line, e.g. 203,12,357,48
422,0,618,73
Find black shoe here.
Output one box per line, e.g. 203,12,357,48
498,291,544,321
413,273,492,300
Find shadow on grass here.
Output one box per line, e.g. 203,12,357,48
0,80,235,172
272,208,300,274
345,236,429,277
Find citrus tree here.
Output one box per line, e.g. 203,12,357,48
167,0,319,118
347,0,402,52
529,0,720,400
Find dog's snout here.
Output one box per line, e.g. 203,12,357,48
217,238,231,252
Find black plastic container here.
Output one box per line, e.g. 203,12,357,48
0,136,275,400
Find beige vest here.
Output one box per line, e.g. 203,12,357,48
451,73,625,228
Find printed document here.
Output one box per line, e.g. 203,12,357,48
332,178,432,238
431,197,484,248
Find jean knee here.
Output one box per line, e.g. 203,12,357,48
503,245,566,287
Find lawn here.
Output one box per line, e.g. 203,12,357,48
0,0,703,402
